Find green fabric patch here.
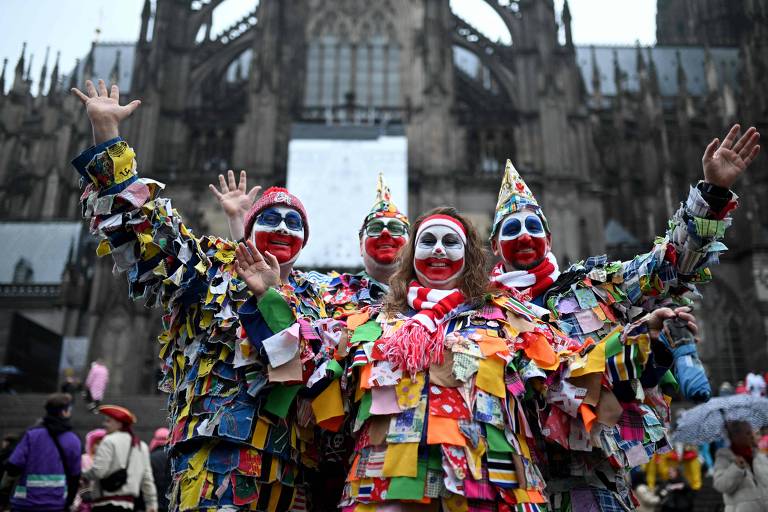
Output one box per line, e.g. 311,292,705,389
350,320,382,344
258,288,296,333
356,391,372,425
603,331,623,358
386,459,427,500
326,359,343,379
264,384,301,418
660,369,679,391
485,424,514,453
427,445,442,470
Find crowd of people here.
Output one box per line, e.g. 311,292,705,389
0,393,170,512
43,76,764,512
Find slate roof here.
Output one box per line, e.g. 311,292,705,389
575,45,740,97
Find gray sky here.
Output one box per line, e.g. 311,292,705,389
0,0,657,94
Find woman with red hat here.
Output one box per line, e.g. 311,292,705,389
82,405,157,512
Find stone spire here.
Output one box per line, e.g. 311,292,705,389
139,0,152,44
12,42,26,92
69,58,80,90
676,50,687,95
704,46,719,94
48,51,60,96
0,58,7,95
646,47,659,97
612,49,624,100
635,41,646,81
38,46,50,96
109,50,121,86
590,45,602,106
561,0,573,49
83,42,95,83
25,53,34,85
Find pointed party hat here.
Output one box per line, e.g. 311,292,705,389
360,172,409,235
490,159,549,238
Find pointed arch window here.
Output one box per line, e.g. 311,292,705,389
304,17,400,110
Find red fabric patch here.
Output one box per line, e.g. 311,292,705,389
428,385,471,419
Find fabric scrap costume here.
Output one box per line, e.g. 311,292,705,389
336,211,561,511
489,160,737,510
72,139,329,511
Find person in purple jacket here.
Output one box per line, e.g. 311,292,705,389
0,393,82,512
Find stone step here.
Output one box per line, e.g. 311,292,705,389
0,393,168,444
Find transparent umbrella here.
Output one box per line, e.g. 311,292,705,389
673,394,768,445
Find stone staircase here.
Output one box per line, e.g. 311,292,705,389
0,393,168,443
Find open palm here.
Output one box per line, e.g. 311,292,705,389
72,79,140,126
209,170,260,218
235,240,280,298
703,124,761,189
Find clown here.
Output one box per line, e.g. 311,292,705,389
71,80,328,510
322,173,410,316
487,124,760,511
243,186,309,281
358,173,410,285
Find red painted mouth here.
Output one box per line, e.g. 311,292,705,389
500,237,547,269
255,232,303,263
365,232,405,265
414,256,464,282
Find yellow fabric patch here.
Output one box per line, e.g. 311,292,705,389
395,373,425,409
570,341,606,377
250,418,270,449
96,239,112,256
475,356,506,398
382,442,419,477
108,142,136,184
311,380,345,423
442,493,469,512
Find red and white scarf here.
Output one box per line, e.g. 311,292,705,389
490,251,560,302
383,280,466,376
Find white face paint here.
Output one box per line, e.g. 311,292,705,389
251,206,305,240
250,206,305,266
413,225,466,288
498,211,546,241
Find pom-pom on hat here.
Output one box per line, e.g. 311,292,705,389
98,404,137,425
360,173,409,236
244,187,310,246
490,159,550,239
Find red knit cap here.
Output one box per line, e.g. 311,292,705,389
244,187,309,246
98,404,137,425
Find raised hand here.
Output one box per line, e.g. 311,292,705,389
71,79,141,145
209,170,260,241
235,240,280,298
209,170,261,218
702,124,761,189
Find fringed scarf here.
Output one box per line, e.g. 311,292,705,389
490,251,560,302
383,281,466,376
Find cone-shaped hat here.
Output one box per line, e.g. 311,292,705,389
490,159,549,238
360,173,409,234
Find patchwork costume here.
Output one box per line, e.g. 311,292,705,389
72,139,329,511
339,289,564,511
489,160,736,510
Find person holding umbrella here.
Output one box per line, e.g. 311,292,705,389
713,420,768,511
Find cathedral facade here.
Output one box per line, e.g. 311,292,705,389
0,0,765,393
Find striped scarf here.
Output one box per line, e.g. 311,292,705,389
489,251,560,302
383,281,466,376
